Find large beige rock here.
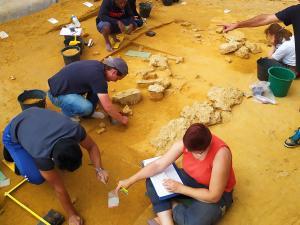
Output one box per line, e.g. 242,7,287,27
143,72,157,80
150,118,189,152
245,41,262,54
219,42,239,54
136,78,163,88
180,102,221,125
235,46,250,59
112,88,142,105
149,54,168,69
223,30,246,42
148,84,165,100
207,87,244,111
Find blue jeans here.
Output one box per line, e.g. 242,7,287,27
48,92,98,117
2,123,45,184
146,168,233,225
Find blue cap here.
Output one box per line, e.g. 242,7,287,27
103,57,128,76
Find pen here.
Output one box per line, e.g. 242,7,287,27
120,187,129,195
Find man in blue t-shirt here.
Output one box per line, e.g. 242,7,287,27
96,0,136,51
221,4,300,148
48,57,129,125
2,108,108,225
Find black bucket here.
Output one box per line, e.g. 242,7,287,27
139,2,152,18
61,46,81,65
63,36,84,54
18,90,46,111
162,0,173,6
257,57,283,81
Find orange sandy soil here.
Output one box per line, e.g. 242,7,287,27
1,0,300,224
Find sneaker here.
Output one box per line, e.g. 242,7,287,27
70,116,80,122
284,128,300,148
91,111,105,119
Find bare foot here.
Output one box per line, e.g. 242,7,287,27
125,24,134,34
106,43,113,52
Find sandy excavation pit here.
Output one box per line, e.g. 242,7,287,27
0,1,300,225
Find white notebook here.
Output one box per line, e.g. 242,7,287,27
143,156,183,200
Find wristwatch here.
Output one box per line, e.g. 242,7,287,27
95,167,104,174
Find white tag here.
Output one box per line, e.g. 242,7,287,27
0,31,9,39
108,191,119,208
83,2,94,7
48,18,58,24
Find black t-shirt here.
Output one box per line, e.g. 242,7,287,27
10,108,86,171
276,4,300,72
48,60,108,97
96,0,133,24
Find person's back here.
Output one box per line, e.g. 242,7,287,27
273,36,296,67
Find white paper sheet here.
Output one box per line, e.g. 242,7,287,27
143,157,183,198
83,2,94,7
48,18,58,24
0,31,9,39
59,27,82,36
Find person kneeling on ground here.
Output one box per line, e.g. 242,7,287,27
2,108,108,225
263,23,296,72
116,123,236,225
48,58,129,125
128,0,144,28
96,0,136,51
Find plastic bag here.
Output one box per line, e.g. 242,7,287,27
250,81,276,104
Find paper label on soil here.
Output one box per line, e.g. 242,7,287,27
48,18,58,24
0,31,9,39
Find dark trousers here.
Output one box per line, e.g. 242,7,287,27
146,168,233,225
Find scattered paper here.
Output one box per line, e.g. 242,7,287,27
224,9,231,14
0,31,9,39
60,27,82,36
48,18,58,24
108,191,119,208
83,2,94,7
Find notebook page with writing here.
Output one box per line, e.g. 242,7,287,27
143,156,183,199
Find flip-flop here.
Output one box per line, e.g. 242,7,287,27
147,218,159,225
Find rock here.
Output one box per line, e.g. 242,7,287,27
225,56,232,63
143,72,157,80
223,30,246,42
165,68,173,76
96,127,106,134
195,74,200,79
234,46,250,59
136,78,162,88
82,32,89,38
219,42,239,54
111,88,116,92
150,118,189,152
112,88,142,105
121,105,133,116
167,56,184,64
9,75,16,80
245,41,262,54
194,33,202,38
98,122,106,128
158,78,171,89
180,102,221,125
181,22,191,27
208,87,244,111
136,67,155,76
148,84,165,100
192,28,200,32
149,54,168,69
216,27,223,34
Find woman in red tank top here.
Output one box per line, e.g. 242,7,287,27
116,123,236,225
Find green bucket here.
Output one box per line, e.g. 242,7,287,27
268,67,295,97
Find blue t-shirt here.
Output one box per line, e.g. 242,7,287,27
48,60,108,97
276,4,300,72
9,108,86,171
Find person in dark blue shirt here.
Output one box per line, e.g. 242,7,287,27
48,58,129,125
96,0,136,51
3,108,108,225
